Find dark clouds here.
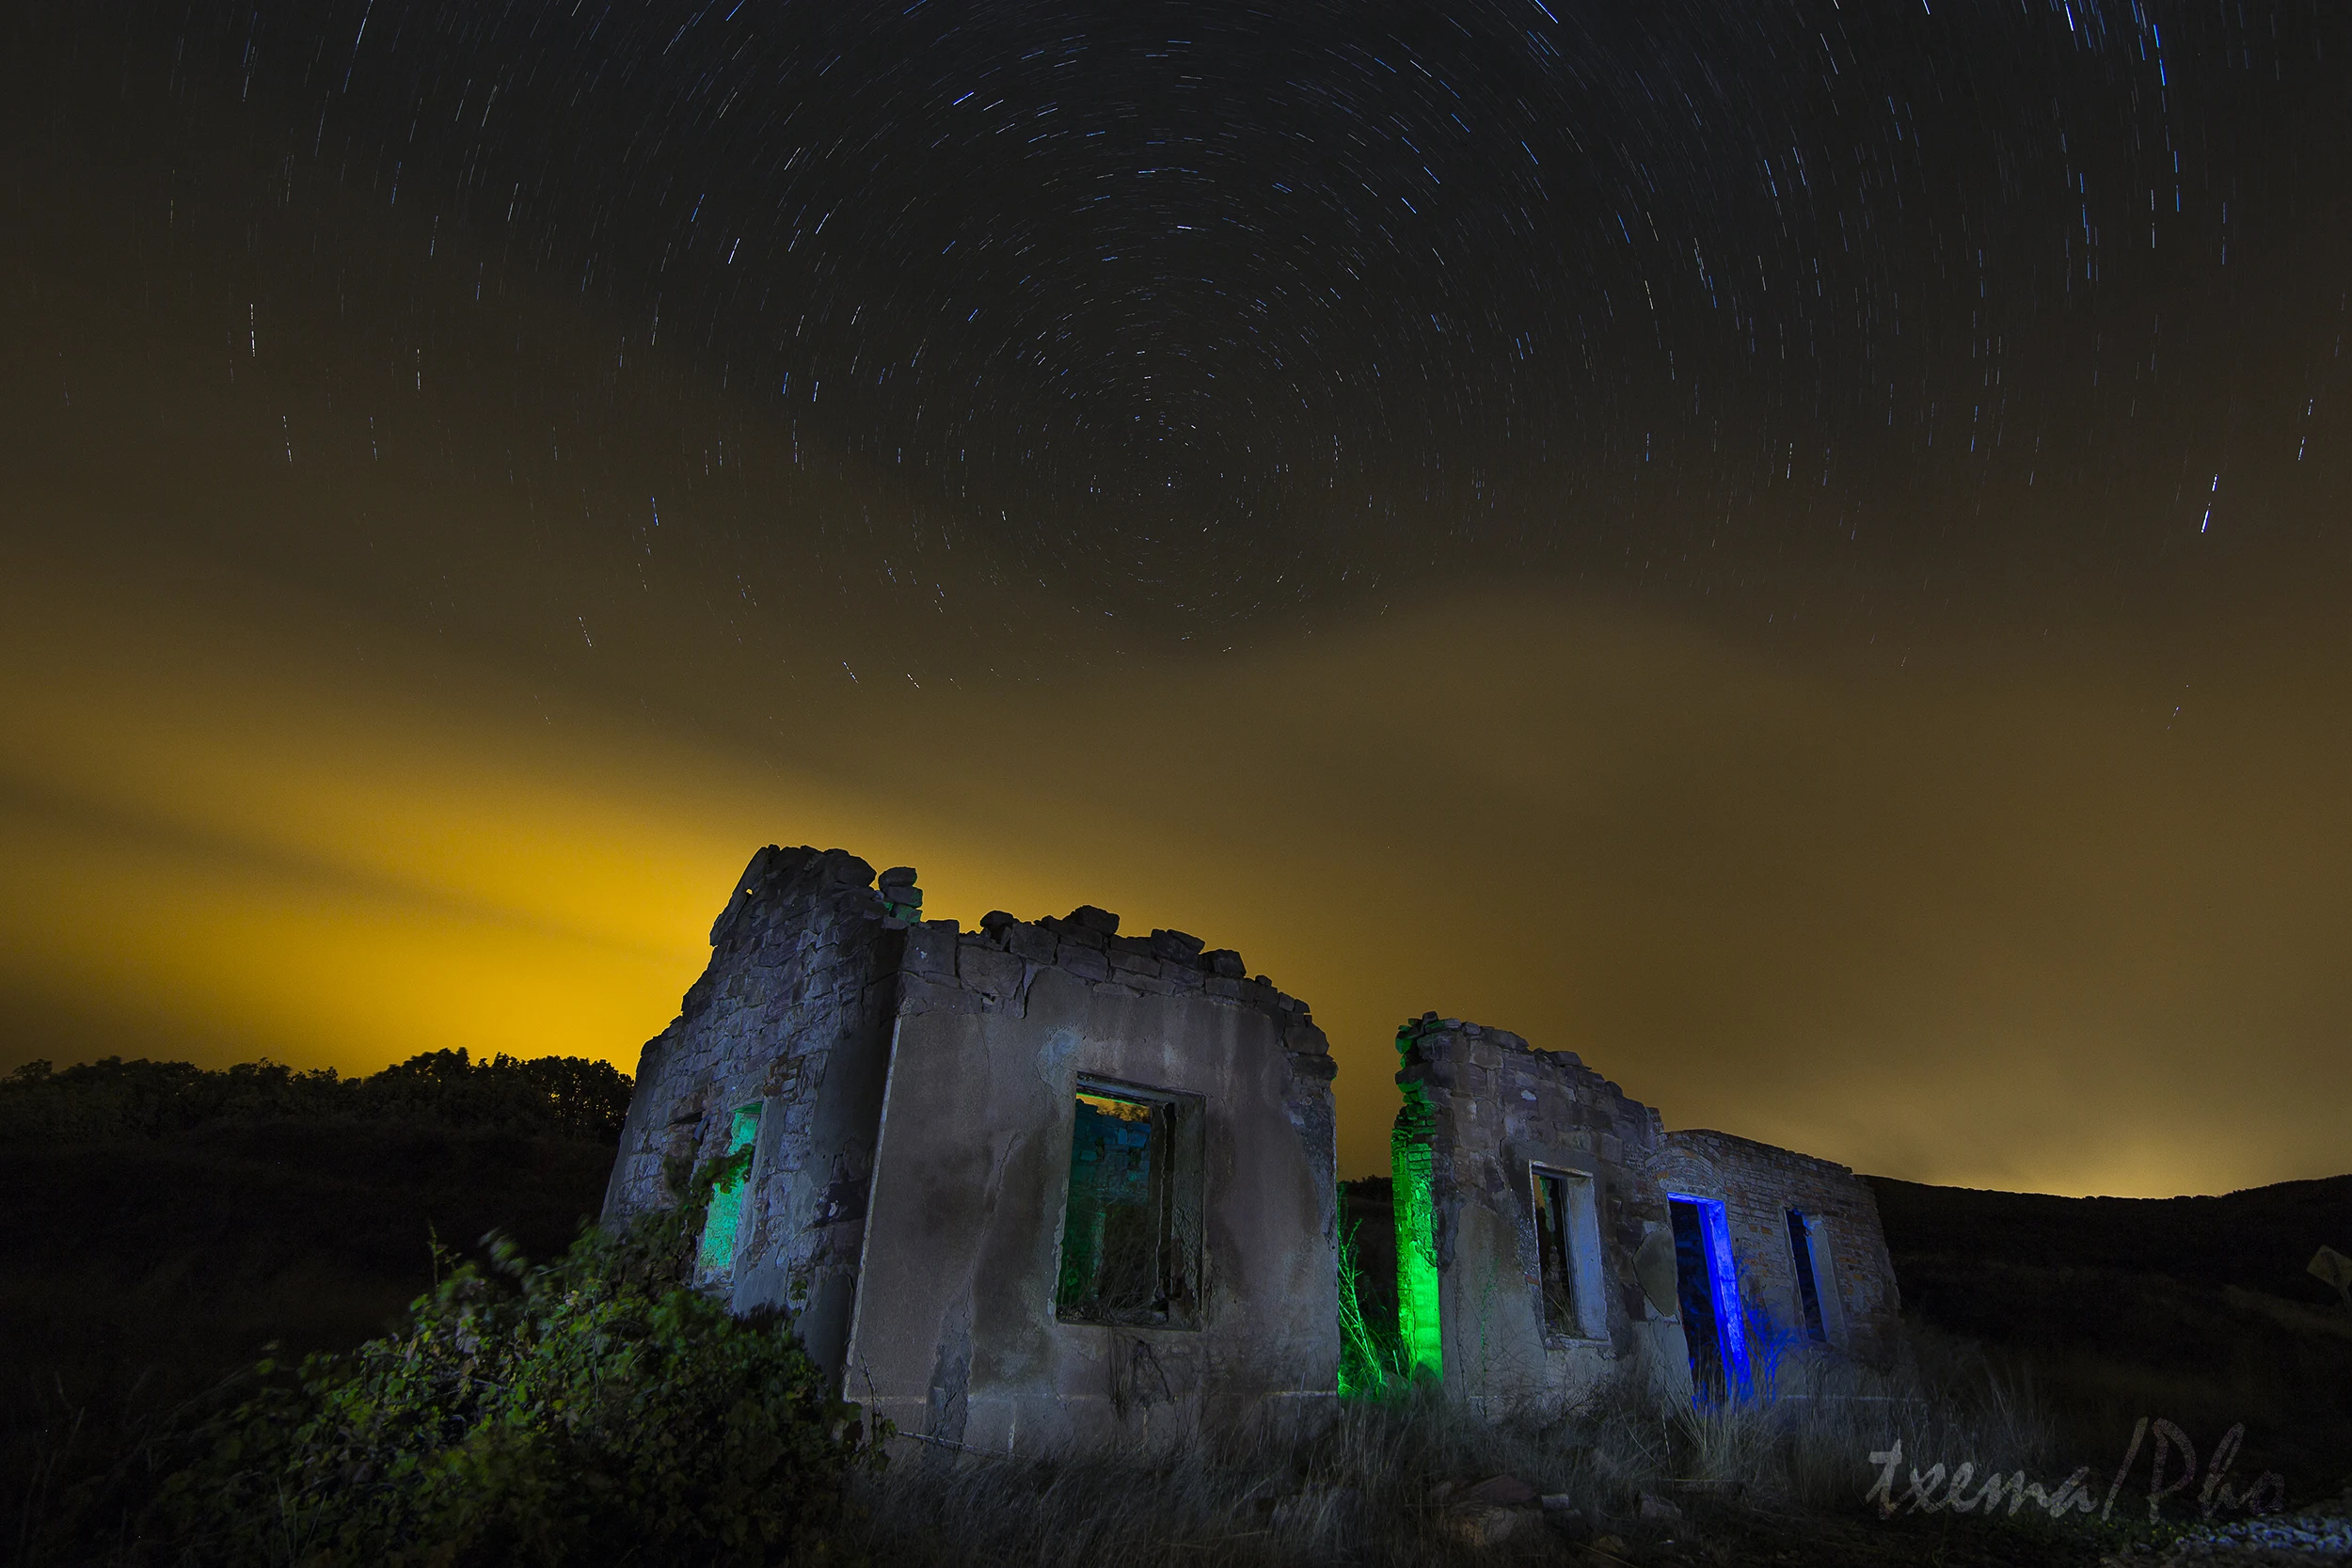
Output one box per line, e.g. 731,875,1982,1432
2,0,2348,1195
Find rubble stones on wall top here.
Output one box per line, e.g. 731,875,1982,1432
893,897,1326,1055
1151,928,1207,963
643,846,1333,1218
1394,1014,1665,1151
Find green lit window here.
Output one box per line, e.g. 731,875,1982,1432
696,1103,762,1277
1055,1081,1202,1328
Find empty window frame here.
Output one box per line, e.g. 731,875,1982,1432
1531,1164,1604,1338
696,1102,762,1277
1056,1079,1204,1329
1786,1209,1828,1342
1784,1209,1844,1345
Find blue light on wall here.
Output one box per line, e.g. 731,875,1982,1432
1669,1193,1752,1400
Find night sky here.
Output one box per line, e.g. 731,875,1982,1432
4,0,2348,1197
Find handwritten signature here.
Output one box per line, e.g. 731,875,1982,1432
1867,1419,2285,1523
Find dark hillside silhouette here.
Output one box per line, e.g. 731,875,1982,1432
1868,1174,2352,1307
2,1050,628,1534
1866,1174,2352,1497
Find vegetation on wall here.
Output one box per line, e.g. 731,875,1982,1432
1335,1221,1406,1398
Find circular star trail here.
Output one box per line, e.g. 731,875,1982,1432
25,0,2344,644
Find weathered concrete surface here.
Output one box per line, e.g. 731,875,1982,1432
605,847,1339,1451
846,963,1339,1452
1397,1016,1684,1415
602,846,907,1378
1651,1128,1902,1368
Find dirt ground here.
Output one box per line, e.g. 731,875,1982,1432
1454,1496,2319,1568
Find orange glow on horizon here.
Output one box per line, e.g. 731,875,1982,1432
6,535,2349,1200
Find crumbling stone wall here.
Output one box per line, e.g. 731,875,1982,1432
1651,1129,1901,1368
888,906,1340,1282
1394,1015,1685,1414
606,841,1904,1441
602,846,909,1376
606,849,1340,1453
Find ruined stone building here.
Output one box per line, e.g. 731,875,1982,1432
602,845,1900,1451
1380,1016,1901,1418
601,846,1339,1450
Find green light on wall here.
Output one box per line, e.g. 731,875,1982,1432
696,1102,762,1275
1391,1026,1442,1380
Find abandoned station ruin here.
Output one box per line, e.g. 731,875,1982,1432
602,845,1902,1452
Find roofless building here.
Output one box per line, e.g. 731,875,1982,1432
602,845,1901,1450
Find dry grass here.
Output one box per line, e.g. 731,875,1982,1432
1672,1325,2057,1509
850,1325,2058,1567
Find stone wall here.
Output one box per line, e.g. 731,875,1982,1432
1394,1015,1688,1414
602,845,908,1376
605,854,1340,1452
844,906,1339,1451
1650,1129,1902,1368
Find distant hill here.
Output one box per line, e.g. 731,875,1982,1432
1865,1173,2352,1498
1867,1173,2352,1307
0,1050,628,1530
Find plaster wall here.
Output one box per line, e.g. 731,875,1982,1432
845,956,1339,1453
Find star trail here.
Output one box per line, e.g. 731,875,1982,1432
2,0,2348,1196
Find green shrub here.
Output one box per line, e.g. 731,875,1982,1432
1335,1221,1406,1399
120,1196,874,1567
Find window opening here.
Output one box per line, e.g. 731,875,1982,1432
1533,1167,1582,1336
696,1102,761,1275
1787,1209,1828,1343
1668,1194,1752,1402
1057,1084,1200,1327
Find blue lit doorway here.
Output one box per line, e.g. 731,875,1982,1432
1667,1195,1751,1402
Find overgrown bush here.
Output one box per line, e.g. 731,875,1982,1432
40,1197,875,1567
